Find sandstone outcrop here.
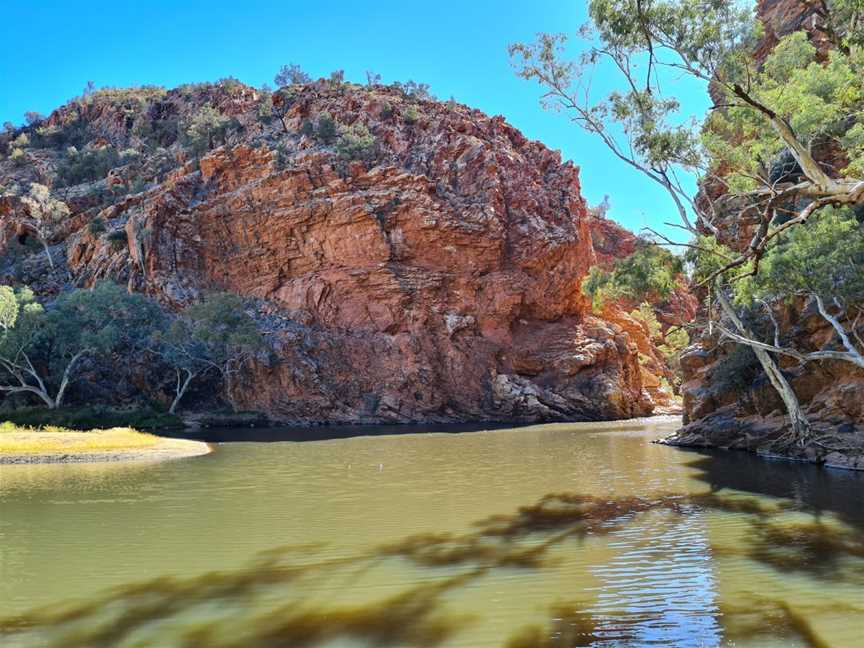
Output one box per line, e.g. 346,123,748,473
1,81,660,424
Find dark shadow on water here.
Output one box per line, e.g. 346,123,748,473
504,603,602,647
166,421,522,443
682,449,864,530
1,490,857,647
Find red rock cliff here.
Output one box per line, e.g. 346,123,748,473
1,81,656,423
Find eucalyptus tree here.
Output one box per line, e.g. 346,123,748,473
153,293,265,414
510,0,864,445
0,282,161,409
14,183,71,269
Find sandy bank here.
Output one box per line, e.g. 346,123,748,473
0,426,211,464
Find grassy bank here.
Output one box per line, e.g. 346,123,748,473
0,422,210,463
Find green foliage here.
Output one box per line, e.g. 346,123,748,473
175,293,264,369
257,91,274,123
0,283,164,408
87,85,167,105
10,148,26,166
734,206,864,304
704,32,864,187
0,286,33,332
606,90,703,169
106,229,128,249
217,76,245,94
392,80,434,101
88,217,106,236
183,104,232,157
630,302,662,339
19,183,71,232
658,326,690,361
47,282,163,361
629,302,690,371
132,111,180,148
0,405,182,431
0,282,267,413
508,0,750,212
403,105,420,124
314,112,338,144
152,292,266,412
335,123,377,162
683,235,749,286
588,0,757,79
583,241,684,309
56,145,120,186
274,63,311,87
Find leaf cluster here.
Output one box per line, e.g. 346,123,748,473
583,241,684,309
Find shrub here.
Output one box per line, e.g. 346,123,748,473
329,70,345,87
183,104,232,156
629,302,661,339
10,148,26,167
24,112,44,126
336,124,376,162
106,229,128,249
218,76,245,93
403,105,420,124
583,240,684,308
274,63,311,87
658,327,690,360
299,119,315,138
393,80,434,101
56,145,119,186
734,206,864,306
274,142,291,169
315,112,338,144
88,217,106,236
257,92,274,123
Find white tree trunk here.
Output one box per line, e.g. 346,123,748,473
715,287,811,446
169,369,196,414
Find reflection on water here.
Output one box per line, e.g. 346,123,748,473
1,416,863,647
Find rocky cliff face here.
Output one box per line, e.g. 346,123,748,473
0,80,659,424
670,0,864,467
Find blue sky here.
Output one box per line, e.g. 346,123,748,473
0,1,710,241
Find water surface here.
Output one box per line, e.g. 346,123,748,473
1,417,862,647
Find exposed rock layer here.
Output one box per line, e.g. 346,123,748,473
1,82,659,423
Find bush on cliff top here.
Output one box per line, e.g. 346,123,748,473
56,145,119,186
336,123,377,162
182,104,234,157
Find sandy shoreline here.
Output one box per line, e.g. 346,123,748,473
0,437,212,464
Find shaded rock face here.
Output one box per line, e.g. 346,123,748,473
2,82,655,423
675,298,864,464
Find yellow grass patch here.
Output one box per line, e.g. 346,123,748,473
0,422,162,455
